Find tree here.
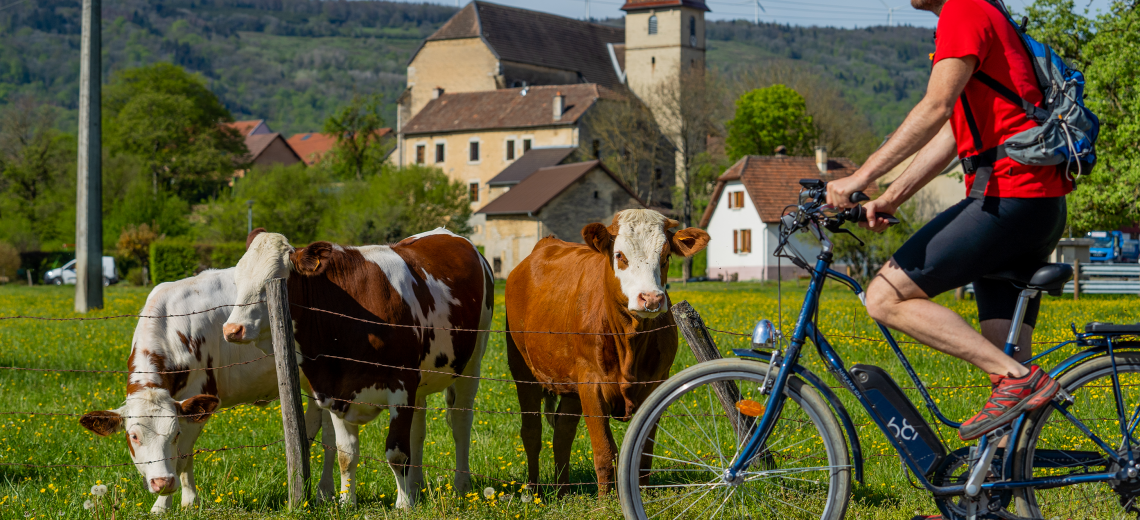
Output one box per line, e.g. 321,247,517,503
725,84,818,160
323,93,392,181
580,92,674,207
728,61,880,164
0,96,75,251
1021,0,1140,232
116,223,159,280
104,63,248,200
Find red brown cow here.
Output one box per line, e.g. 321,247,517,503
222,228,494,508
505,209,709,494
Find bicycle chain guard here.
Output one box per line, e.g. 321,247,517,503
931,447,1014,520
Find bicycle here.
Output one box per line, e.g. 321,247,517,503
616,179,1140,520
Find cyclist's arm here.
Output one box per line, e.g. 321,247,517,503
826,55,976,208
874,122,957,212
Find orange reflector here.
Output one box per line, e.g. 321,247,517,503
735,399,765,417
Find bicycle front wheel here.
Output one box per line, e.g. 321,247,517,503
617,358,851,520
1012,347,1140,519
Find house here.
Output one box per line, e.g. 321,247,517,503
475,160,644,277
396,0,709,212
699,151,861,281
879,153,966,220
287,129,393,166
485,146,578,201
222,120,302,170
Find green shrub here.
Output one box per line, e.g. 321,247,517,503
149,240,198,285
125,267,147,286
0,242,19,280
209,242,246,269
668,249,708,280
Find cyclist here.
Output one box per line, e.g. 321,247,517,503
826,0,1066,452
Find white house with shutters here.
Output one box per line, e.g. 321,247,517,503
700,152,862,281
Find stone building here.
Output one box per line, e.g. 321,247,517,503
475,160,644,277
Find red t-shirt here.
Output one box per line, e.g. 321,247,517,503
934,0,1071,198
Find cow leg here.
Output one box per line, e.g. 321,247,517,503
579,393,617,496
507,331,544,489
445,376,479,495
387,385,418,509
407,396,428,507
552,394,582,497
317,411,337,501
638,423,659,487
172,419,206,510
329,414,361,507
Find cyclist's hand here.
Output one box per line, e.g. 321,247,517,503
860,198,898,233
825,174,867,209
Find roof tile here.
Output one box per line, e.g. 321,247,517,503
477,160,641,215
402,84,616,135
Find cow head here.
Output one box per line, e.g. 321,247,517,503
582,209,710,318
222,229,294,344
79,389,218,495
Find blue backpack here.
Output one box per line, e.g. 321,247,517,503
960,0,1100,199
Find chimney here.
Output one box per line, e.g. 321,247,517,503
432,87,444,99
553,91,564,121
774,145,787,156
815,146,828,174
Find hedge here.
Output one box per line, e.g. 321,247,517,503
205,242,246,269
149,240,198,285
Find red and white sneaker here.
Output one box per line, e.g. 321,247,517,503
959,365,1060,441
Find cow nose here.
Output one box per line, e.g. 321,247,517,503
638,291,665,312
222,323,244,342
149,476,176,494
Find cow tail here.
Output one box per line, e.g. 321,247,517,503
542,392,558,429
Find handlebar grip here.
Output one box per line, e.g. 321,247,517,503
845,205,900,225
850,191,871,203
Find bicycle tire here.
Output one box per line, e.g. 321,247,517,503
1011,346,1140,519
617,358,851,520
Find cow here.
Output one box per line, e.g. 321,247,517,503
221,227,494,508
505,209,709,495
78,268,337,513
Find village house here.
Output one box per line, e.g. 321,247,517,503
223,120,302,171
700,150,861,281
287,129,393,166
476,159,645,277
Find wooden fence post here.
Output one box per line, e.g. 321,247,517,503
671,300,754,442
266,277,310,509
1073,259,1081,301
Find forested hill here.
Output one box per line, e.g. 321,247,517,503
0,0,933,136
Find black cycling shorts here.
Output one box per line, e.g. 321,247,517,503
892,196,1067,328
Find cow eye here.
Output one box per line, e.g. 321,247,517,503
130,433,140,444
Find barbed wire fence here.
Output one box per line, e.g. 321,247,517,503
0,279,1132,511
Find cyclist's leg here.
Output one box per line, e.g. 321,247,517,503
977,277,1044,364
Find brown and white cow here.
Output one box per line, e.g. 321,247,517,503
78,268,336,513
505,209,709,494
222,228,493,508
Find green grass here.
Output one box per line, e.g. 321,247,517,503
0,281,1136,519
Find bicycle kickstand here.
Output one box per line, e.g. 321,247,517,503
963,427,1006,520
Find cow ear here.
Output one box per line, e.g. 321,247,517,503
178,395,220,424
80,410,124,437
292,242,333,276
245,228,267,250
670,227,711,257
582,223,614,253
664,218,681,230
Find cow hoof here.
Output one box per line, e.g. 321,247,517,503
150,504,169,514
338,494,357,508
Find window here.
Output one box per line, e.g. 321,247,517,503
592,139,600,159
522,139,532,153
415,144,425,165
493,257,502,274
648,14,657,35
727,191,745,209
435,142,445,163
469,141,480,162
733,229,752,254
468,182,480,202
506,140,516,161
690,16,697,47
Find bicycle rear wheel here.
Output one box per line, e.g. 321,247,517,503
1012,347,1140,519
617,358,851,520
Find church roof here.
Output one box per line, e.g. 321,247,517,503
401,84,619,135
421,1,626,89
621,0,711,11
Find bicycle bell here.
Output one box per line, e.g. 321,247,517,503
751,319,781,350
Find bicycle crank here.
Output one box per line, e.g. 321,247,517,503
930,447,1014,519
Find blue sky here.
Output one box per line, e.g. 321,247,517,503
395,0,1114,29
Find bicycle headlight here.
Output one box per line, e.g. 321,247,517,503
751,319,781,350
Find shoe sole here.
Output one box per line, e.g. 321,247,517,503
959,378,1061,441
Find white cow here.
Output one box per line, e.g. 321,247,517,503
80,268,336,513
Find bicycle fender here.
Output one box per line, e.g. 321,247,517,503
732,348,865,484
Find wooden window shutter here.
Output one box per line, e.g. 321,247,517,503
733,230,739,253
743,229,752,253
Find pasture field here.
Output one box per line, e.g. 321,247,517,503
0,281,1135,519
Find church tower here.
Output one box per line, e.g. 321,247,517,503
621,0,709,107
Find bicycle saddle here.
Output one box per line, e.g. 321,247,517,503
983,262,1073,295
1085,322,1140,334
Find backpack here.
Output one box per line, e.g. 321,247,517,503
960,0,1101,199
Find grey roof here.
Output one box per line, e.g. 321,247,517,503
477,160,641,215
486,146,578,186
420,1,625,89
401,84,619,135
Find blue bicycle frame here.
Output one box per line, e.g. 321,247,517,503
724,250,1139,496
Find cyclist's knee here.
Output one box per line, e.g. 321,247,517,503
864,280,896,323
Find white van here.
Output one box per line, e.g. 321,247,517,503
42,257,118,286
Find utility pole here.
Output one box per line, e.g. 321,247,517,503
585,0,590,20
246,200,255,235
75,0,102,312
754,1,766,25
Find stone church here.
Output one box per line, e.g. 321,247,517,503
394,0,708,271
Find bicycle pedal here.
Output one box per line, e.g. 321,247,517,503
1054,389,1074,405
983,427,1007,442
